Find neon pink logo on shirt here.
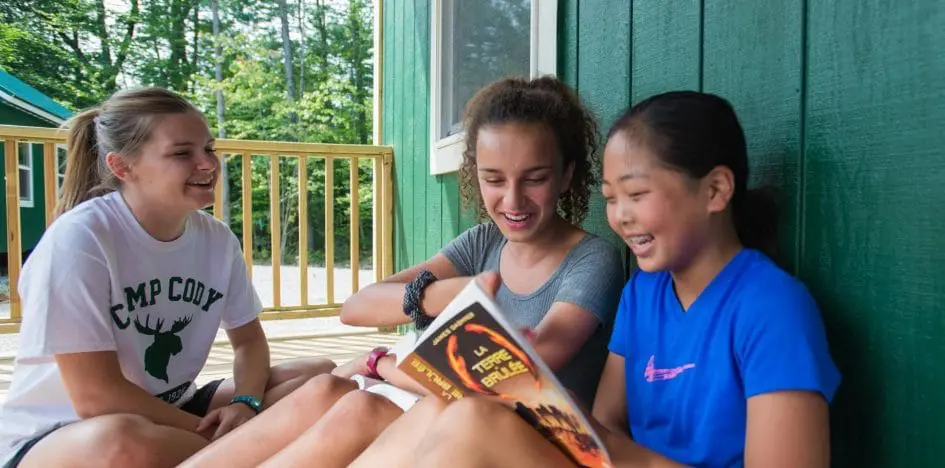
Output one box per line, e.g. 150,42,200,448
644,355,695,383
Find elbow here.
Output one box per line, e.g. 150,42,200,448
339,300,365,326
72,391,113,419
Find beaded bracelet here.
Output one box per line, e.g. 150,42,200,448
403,270,437,331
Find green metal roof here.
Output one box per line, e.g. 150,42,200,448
0,69,73,123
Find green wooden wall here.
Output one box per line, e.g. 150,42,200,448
384,1,945,465
382,0,474,272
0,102,57,254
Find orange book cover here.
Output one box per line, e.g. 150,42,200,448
395,281,612,468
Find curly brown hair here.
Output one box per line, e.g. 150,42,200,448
458,76,600,225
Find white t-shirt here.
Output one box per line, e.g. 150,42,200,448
0,192,261,461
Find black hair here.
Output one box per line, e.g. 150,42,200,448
607,91,779,258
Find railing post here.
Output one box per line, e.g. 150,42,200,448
324,156,335,305
4,140,23,320
298,156,309,307
350,157,360,294
270,155,281,308
241,152,253,279
43,142,56,226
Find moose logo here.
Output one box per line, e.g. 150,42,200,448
134,315,194,382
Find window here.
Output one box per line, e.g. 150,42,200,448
17,142,33,208
429,0,557,174
55,144,67,197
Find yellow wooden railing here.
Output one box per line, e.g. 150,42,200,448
0,124,394,333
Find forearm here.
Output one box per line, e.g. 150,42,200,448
75,379,202,432
340,277,473,327
339,282,415,327
232,338,270,403
375,354,432,396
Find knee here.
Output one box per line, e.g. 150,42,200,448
271,357,337,384
332,390,403,425
299,357,337,377
440,397,513,432
83,414,165,468
292,373,357,405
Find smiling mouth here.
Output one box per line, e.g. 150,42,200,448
504,213,531,222
627,234,654,246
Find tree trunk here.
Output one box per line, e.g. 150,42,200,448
348,1,368,144
277,0,297,127
211,0,229,225
298,0,305,96
190,3,199,94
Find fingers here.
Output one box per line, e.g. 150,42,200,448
475,271,501,296
213,413,237,441
196,408,221,432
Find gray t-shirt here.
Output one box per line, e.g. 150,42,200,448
441,222,625,406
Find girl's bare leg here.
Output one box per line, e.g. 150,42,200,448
259,390,404,468
415,397,577,468
179,374,357,468
21,414,207,468
349,396,449,468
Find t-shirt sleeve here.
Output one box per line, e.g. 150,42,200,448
554,239,625,326
440,223,493,276
608,276,635,358
736,279,841,402
220,234,262,330
17,221,117,360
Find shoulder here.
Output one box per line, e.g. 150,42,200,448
453,222,504,249
729,250,823,334
462,222,503,240
190,210,240,243
569,234,623,268
734,250,816,312
42,196,121,253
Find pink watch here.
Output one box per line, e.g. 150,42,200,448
365,347,389,379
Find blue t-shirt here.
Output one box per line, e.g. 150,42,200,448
609,249,840,467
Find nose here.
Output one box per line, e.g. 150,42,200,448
196,150,218,172
615,198,634,227
504,181,525,210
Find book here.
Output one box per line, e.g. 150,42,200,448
393,279,613,468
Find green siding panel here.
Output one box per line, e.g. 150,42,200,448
702,0,804,273
805,0,945,465
631,0,701,100
575,0,628,250
383,0,466,272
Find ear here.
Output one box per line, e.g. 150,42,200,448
105,152,134,183
560,161,575,195
704,165,735,214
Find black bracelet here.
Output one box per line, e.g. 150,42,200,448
403,270,437,331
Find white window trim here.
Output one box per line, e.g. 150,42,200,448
429,0,557,175
55,143,67,198
18,143,34,208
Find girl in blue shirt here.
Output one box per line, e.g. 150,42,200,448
382,91,841,468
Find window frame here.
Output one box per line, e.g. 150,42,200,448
428,0,557,175
17,142,34,208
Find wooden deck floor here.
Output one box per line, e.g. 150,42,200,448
0,332,402,403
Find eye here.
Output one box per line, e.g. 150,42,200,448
173,151,190,157
524,177,548,185
629,191,649,201
482,178,503,185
